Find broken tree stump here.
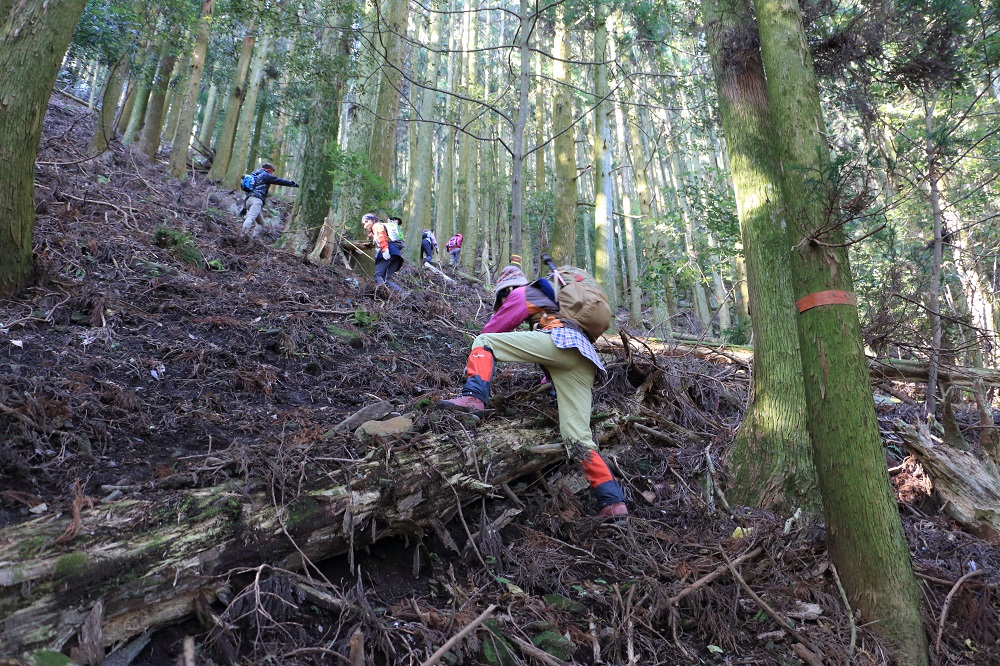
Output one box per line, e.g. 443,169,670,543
896,421,1000,537
0,421,569,656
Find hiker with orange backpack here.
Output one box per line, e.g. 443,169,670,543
436,259,627,519
363,213,405,295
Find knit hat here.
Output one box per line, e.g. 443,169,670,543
493,265,529,308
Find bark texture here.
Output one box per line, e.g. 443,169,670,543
136,42,178,159
549,6,577,267
208,23,256,181
0,0,88,296
168,0,215,178
0,422,569,655
753,0,928,658
702,0,817,514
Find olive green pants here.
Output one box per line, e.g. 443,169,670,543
469,331,597,450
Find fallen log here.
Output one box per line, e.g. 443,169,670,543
598,334,1000,390
0,420,568,656
895,421,1000,537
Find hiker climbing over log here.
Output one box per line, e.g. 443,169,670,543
437,259,628,519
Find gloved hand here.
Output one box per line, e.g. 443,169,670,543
380,249,391,261
290,181,299,188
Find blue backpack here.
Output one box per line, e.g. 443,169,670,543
240,173,257,193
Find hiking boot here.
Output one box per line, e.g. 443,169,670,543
598,502,628,523
436,395,485,416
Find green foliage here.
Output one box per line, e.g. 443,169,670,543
153,225,205,268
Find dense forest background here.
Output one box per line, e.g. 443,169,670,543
2,0,1000,662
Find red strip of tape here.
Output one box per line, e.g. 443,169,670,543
796,289,857,313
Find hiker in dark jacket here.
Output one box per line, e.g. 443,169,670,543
242,162,298,238
436,265,628,519
420,229,438,265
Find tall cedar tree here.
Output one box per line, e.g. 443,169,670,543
752,0,929,659
0,0,88,295
701,0,817,512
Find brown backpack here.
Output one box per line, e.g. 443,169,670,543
551,266,613,342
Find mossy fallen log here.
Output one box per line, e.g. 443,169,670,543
0,421,566,656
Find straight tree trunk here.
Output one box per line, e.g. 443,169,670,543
224,32,272,190
208,21,257,181
0,0,88,296
702,0,817,513
752,0,929,657
924,96,945,417
534,45,546,195
592,3,617,311
245,82,268,172
403,1,443,263
456,0,478,271
122,55,154,145
161,52,188,147
365,0,409,210
137,40,178,159
89,56,129,154
434,5,458,247
197,81,220,149
549,5,577,267
507,0,531,264
169,0,215,178
279,21,350,255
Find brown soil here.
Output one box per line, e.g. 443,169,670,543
1,95,997,665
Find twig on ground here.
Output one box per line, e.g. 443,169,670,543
792,642,825,666
420,604,497,666
669,546,763,605
830,562,856,663
507,633,571,666
635,422,676,445
935,568,985,654
720,548,821,659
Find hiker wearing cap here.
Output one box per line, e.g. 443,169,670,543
363,213,405,294
241,163,299,239
436,265,628,519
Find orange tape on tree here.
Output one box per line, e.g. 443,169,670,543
796,289,857,313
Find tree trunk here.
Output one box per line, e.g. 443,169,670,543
0,0,88,297
507,0,530,264
549,5,577,267
197,81,220,149
208,21,257,181
753,0,928,657
592,4,617,313
162,52,189,148
122,54,154,145
246,80,268,170
458,3,480,272
0,421,574,655
434,10,458,248
88,56,129,155
365,0,409,210
168,0,215,178
137,40,178,159
223,33,272,189
924,95,944,418
403,1,443,264
279,21,350,255
702,0,816,514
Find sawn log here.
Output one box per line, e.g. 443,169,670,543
0,421,566,656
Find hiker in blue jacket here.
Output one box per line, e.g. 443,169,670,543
241,163,298,239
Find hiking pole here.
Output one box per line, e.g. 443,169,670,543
540,253,566,286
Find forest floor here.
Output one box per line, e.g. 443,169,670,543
1,95,998,665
